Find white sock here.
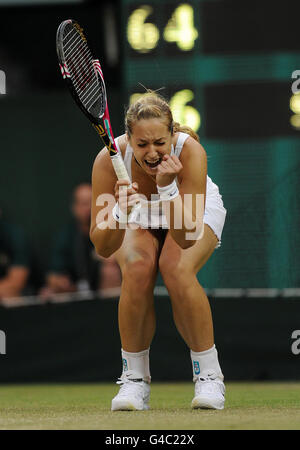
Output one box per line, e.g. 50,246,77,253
121,348,151,383
190,345,224,381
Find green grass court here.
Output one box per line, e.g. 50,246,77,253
0,382,299,430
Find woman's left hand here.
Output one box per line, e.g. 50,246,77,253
156,154,183,187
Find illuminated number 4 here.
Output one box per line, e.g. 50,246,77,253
164,4,198,51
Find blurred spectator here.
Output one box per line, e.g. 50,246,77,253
40,183,121,297
0,209,31,300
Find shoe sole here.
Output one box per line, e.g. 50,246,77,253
191,396,224,410
111,400,149,411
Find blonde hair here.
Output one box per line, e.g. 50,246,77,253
125,91,200,143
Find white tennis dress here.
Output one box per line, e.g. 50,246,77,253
114,132,227,248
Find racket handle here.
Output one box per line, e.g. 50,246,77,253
111,154,131,184
111,153,141,222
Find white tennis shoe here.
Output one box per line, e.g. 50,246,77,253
191,370,225,410
111,373,150,411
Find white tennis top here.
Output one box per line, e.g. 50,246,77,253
114,132,222,230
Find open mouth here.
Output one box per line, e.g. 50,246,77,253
144,158,162,169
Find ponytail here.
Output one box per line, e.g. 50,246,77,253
172,122,200,143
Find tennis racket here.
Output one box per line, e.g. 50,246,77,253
56,19,130,184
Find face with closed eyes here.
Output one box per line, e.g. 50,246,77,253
128,118,173,176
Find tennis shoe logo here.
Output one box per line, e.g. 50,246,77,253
0,70,6,94
122,358,128,371
193,361,200,375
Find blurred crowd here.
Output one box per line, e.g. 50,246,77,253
0,182,121,304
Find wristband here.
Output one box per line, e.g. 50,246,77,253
157,179,179,201
112,202,128,224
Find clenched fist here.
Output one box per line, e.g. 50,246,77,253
156,154,183,187
114,179,139,216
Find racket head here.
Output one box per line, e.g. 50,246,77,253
56,19,107,124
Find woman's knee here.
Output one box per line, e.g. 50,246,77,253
159,254,191,289
122,255,157,293
159,226,217,289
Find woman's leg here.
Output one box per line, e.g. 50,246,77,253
159,225,225,410
111,228,164,411
114,228,162,352
159,224,218,352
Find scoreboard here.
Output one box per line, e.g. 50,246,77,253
122,0,300,138
121,1,300,290
123,1,203,134
125,2,203,134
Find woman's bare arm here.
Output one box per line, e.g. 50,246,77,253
89,147,126,258
161,137,207,249
90,139,139,258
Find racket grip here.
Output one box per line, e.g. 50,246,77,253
111,154,131,184
111,153,141,220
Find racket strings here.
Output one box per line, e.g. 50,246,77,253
66,42,94,89
64,33,82,57
63,26,101,111
82,82,101,109
65,38,92,72
69,50,94,93
62,25,81,47
59,21,107,117
69,61,100,110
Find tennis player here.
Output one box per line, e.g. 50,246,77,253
90,92,227,411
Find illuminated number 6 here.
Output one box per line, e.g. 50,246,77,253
170,90,201,132
290,92,300,129
127,5,160,53
129,90,201,133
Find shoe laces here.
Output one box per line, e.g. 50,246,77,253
116,372,144,399
195,371,225,396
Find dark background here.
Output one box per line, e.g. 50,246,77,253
0,0,300,381
0,0,122,276
1,297,300,382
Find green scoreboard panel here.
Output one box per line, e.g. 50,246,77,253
121,1,300,290
122,0,300,138
122,1,203,134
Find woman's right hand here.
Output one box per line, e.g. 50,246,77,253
114,180,139,216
